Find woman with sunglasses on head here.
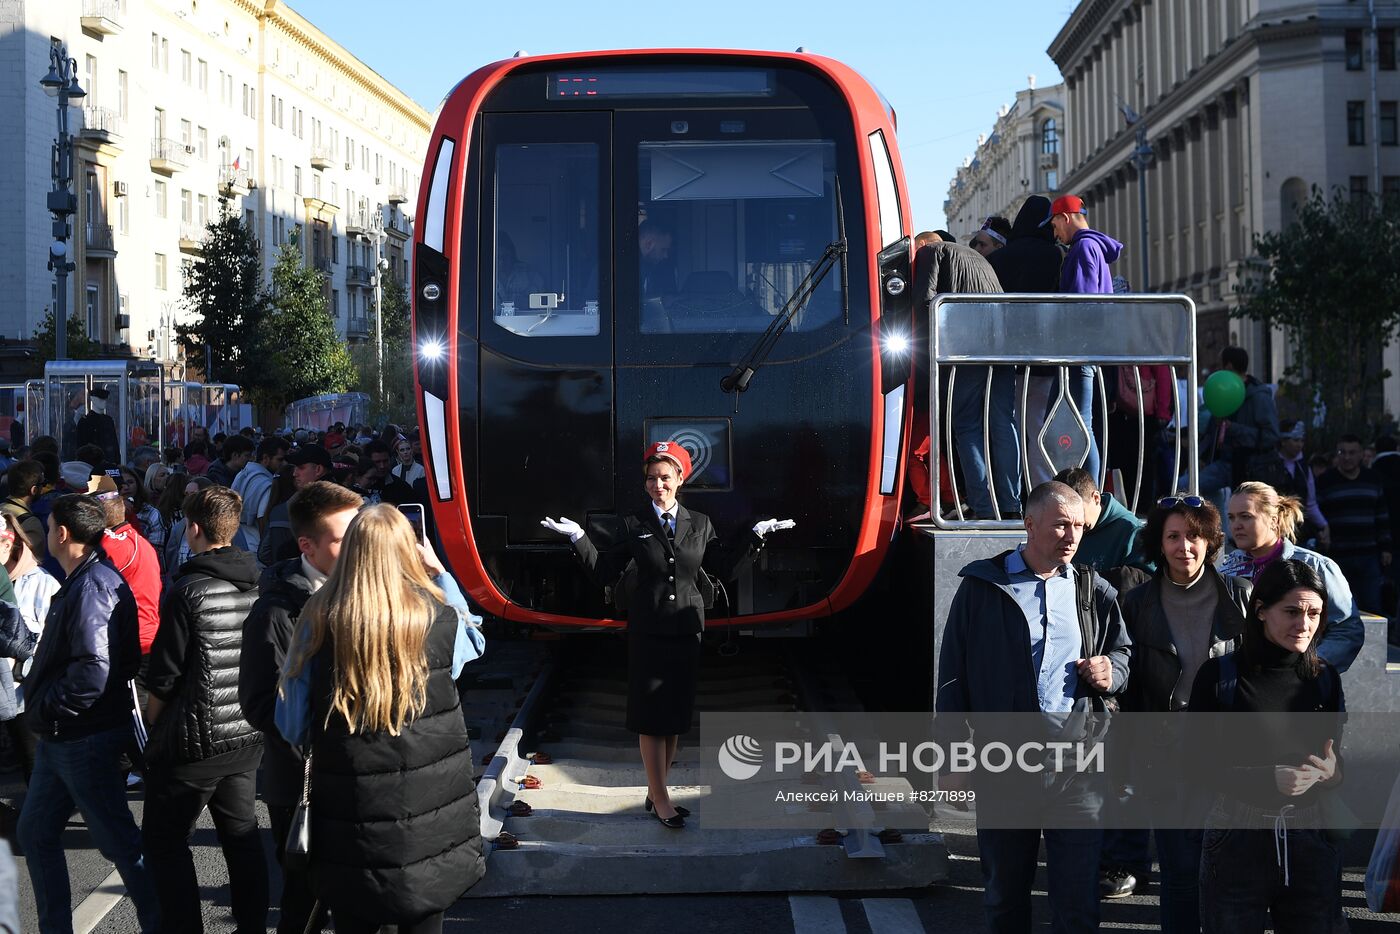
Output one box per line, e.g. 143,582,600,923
1188,558,1344,934
1219,481,1363,672
1114,494,1252,932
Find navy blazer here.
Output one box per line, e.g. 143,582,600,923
573,504,760,636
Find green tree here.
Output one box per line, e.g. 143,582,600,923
1236,186,1400,441
251,235,356,412
178,199,267,384
33,310,102,360
350,273,415,424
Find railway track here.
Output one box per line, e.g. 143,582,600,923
460,632,949,897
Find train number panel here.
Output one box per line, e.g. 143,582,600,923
413,51,914,628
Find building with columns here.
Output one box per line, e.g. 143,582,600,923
0,0,430,366
1048,0,1400,412
944,82,1066,240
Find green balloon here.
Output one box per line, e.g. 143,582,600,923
1203,369,1246,418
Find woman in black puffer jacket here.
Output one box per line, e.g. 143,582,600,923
279,504,484,934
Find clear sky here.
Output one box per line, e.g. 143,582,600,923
288,0,1077,234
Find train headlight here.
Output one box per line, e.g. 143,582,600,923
883,333,910,355
420,338,446,361
884,275,906,297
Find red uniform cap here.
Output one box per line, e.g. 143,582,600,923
645,440,692,480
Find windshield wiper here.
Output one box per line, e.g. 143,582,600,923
721,181,850,394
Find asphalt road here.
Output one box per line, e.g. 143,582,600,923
6,776,1396,933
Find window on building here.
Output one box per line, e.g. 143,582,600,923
181,50,191,85
1383,28,1397,70
86,286,100,341
1350,175,1370,208
198,194,209,225
245,208,256,232
197,126,208,161
198,59,207,92
313,173,321,199
1348,101,1366,145
117,70,127,118
161,38,169,73
180,119,192,148
1383,102,1398,146
155,253,168,290
1045,169,1059,191
117,195,128,235
332,235,338,264
85,56,98,104
1347,28,1364,70
331,290,339,318
1384,175,1400,204
1041,118,1059,155
180,189,192,224
154,179,167,217
293,165,302,195
150,32,160,69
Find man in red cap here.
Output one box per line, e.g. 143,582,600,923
1044,195,1122,295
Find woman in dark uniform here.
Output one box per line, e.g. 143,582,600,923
542,441,792,828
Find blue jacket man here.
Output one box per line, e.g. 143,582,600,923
17,493,160,933
936,481,1131,934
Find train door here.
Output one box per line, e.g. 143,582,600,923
475,112,614,543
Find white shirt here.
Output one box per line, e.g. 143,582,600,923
392,461,425,487
300,555,329,593
651,500,678,535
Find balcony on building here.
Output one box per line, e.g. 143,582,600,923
220,169,253,197
385,207,411,240
312,256,333,276
79,106,125,147
310,146,336,170
150,138,189,175
344,205,374,238
80,0,123,35
179,224,204,255
387,186,409,205
346,264,372,288
347,316,372,340
85,223,116,258
302,196,340,221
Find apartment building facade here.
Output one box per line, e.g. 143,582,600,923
944,82,1066,239
1048,0,1400,409
0,0,431,364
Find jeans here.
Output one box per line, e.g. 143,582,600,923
1334,553,1385,617
949,365,1022,517
1199,826,1339,933
1155,828,1204,934
0,839,18,934
977,827,1101,933
333,913,443,934
1062,366,1100,482
268,803,329,934
18,728,161,934
143,765,268,934
1101,827,1151,874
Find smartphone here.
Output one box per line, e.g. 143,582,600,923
398,503,426,545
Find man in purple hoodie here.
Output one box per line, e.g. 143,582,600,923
1045,194,1124,483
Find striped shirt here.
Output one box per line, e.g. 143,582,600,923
1315,467,1392,559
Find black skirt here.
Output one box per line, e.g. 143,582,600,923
625,629,701,736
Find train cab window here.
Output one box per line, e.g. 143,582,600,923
491,141,602,338
636,140,841,336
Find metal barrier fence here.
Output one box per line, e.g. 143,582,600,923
930,294,1199,529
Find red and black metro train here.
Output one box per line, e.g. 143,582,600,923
412,49,915,628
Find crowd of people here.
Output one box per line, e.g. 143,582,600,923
939,475,1360,933
0,418,486,933
919,193,1400,634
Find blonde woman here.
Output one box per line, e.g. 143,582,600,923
1220,480,1363,671
276,505,485,934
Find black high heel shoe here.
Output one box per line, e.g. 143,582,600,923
653,810,685,829
645,796,690,818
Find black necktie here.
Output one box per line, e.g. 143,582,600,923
661,512,675,540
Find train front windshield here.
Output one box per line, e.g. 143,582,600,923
455,59,885,621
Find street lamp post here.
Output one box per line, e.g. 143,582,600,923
41,43,86,361
372,204,386,406
1120,103,1152,291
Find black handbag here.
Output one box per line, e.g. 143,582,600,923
284,750,312,870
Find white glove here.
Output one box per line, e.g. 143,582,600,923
540,516,584,542
752,518,796,538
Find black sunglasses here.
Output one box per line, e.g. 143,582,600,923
1157,494,1206,508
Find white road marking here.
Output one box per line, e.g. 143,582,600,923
72,868,125,934
862,898,923,934
789,894,846,934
